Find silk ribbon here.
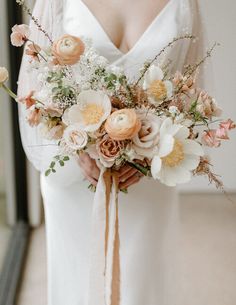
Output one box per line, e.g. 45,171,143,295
87,169,121,305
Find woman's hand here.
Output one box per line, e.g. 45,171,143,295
118,164,143,190
78,152,100,186
78,153,143,189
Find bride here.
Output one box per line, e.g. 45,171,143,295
18,0,205,304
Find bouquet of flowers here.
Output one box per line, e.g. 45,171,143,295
0,22,235,190
0,3,235,304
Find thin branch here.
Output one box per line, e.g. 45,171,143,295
135,34,194,86
16,0,53,44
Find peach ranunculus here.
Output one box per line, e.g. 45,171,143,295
105,109,141,141
52,35,85,65
18,91,36,109
0,67,9,84
10,24,30,47
97,135,125,167
132,110,161,158
201,130,221,148
27,108,42,127
196,91,222,118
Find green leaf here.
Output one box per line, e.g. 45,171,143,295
128,162,150,176
45,169,51,176
59,160,65,167
190,100,197,112
52,169,56,173
50,161,56,168
63,156,70,161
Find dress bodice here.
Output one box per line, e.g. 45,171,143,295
63,0,193,80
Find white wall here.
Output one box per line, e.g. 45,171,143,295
180,0,236,192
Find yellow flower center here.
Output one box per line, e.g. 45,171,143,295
81,104,104,125
162,139,184,167
148,80,167,100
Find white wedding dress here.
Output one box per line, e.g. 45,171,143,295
18,0,206,304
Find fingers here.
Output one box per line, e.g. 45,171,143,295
118,164,132,177
78,153,142,189
119,168,137,183
78,152,100,184
119,174,141,190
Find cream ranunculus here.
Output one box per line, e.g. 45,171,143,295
65,90,111,132
52,35,85,65
132,109,161,158
143,65,173,104
105,109,141,141
0,67,9,84
63,124,88,151
151,118,204,186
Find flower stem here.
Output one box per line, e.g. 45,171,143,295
1,83,17,100
128,161,151,176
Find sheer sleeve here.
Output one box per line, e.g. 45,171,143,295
17,0,63,172
185,0,212,88
18,0,85,185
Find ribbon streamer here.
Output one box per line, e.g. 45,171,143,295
87,169,121,305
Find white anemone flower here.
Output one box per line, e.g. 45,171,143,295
143,65,173,104
65,90,111,132
151,118,204,186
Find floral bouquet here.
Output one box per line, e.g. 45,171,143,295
1,24,235,189
0,2,235,304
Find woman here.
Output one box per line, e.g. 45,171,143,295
18,0,205,304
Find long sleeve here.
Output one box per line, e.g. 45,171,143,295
17,0,63,172
18,0,85,186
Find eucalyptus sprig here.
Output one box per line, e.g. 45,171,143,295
45,155,70,176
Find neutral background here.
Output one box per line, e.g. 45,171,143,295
180,0,236,192
180,0,236,191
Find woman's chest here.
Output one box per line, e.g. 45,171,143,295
75,0,172,54
62,0,193,77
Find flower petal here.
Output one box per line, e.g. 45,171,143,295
160,118,181,137
143,65,164,89
159,134,174,157
164,80,173,98
160,165,191,186
180,154,200,170
175,126,190,141
183,140,204,156
151,155,162,179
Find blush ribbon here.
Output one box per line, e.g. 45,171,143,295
87,169,121,305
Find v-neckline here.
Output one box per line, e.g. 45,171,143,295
80,0,175,59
